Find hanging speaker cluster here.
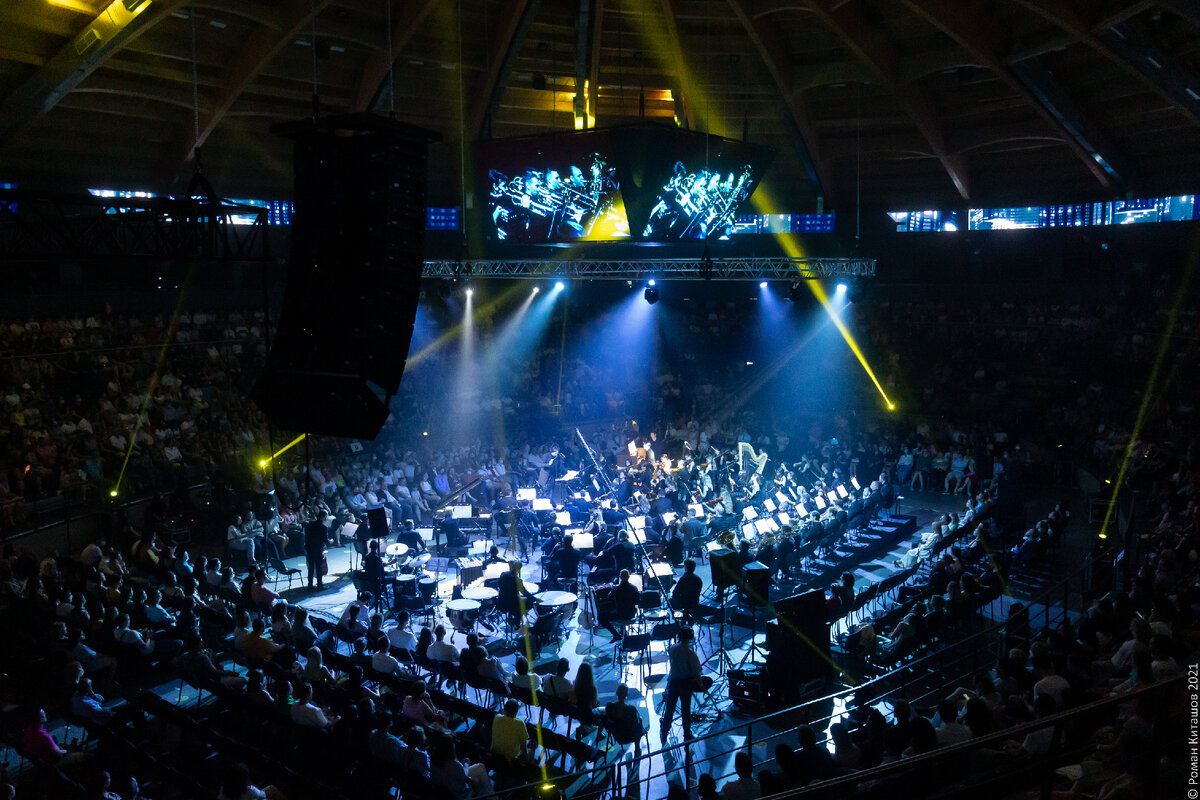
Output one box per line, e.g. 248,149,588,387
254,113,439,440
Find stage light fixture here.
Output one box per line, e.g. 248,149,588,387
836,282,848,293
532,286,540,294
648,278,656,286
465,285,474,297
759,281,768,289
554,281,565,291
644,285,660,305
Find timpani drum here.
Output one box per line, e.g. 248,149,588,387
535,590,578,618
394,573,418,597
418,576,437,604
446,598,480,629
463,585,498,614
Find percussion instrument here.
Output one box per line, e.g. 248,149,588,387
521,581,540,595
418,576,437,604
483,561,510,581
463,585,498,614
535,590,578,618
446,598,480,630
411,552,432,570
457,556,484,586
394,573,417,597
385,542,410,558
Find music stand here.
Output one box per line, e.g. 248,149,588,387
737,561,770,668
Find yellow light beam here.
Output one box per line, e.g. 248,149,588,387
406,283,525,368
1098,247,1195,540
261,433,308,468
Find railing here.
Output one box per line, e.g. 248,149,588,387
476,550,1105,800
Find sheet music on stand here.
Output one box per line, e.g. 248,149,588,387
688,503,705,519
741,524,758,541
742,506,758,520
778,511,792,525
837,485,849,499
763,498,777,512
451,505,472,519
851,477,861,491
532,498,553,511
557,470,580,482
629,515,646,530
814,496,827,511
662,511,677,525
826,491,838,505
775,491,789,505
516,488,536,501
555,511,572,526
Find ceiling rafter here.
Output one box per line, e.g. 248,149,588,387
659,0,696,129
901,0,1124,192
357,0,440,112
726,0,831,200
588,0,604,126
0,0,191,147
1012,0,1200,127
179,0,335,171
806,0,970,199
471,0,539,139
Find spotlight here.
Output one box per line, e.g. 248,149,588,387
532,286,540,294
836,282,847,293
465,287,474,297
759,281,768,289
643,286,660,305
554,281,564,291
648,278,656,287
109,489,118,498
259,459,268,468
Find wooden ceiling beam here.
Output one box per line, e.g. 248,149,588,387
470,0,540,139
902,0,1123,192
0,0,191,146
356,0,440,112
806,0,970,199
727,0,831,200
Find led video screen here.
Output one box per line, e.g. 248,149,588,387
478,130,629,242
477,126,773,243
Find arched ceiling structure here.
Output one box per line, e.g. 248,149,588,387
1,0,1198,211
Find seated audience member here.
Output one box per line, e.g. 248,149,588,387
290,682,334,730
602,683,645,756
402,681,447,727
720,752,760,800
542,657,573,699
490,699,531,762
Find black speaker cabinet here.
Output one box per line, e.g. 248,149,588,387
766,589,833,698
742,560,770,606
366,506,389,539
257,113,438,440
710,548,740,590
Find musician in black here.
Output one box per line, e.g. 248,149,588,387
497,560,537,621
483,545,505,567
670,558,703,622
304,509,328,589
755,537,776,572
601,569,640,641
363,539,386,611
395,519,424,552
492,487,517,540
775,525,795,580
661,522,685,566
435,509,465,549
601,499,627,527
544,533,581,588
681,507,706,543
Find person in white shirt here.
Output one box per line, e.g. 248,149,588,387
80,541,104,567
934,699,971,745
719,752,760,800
385,611,418,652
427,625,458,664
541,658,573,699
290,683,333,729
370,641,414,679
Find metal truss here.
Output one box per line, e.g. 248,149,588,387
422,256,875,281
0,188,269,262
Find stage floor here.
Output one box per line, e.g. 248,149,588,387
244,486,1077,797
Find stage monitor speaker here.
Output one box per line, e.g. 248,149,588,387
710,548,739,591
727,668,766,706
253,491,276,523
366,506,389,539
256,112,439,440
742,560,770,606
767,589,833,692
